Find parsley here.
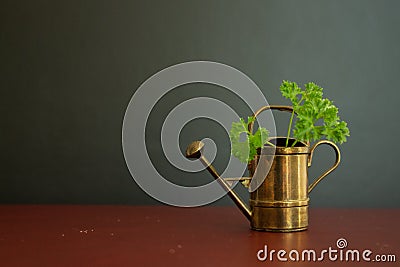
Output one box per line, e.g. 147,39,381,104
229,80,350,163
229,116,272,163
280,81,350,147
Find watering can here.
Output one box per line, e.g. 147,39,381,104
186,106,340,232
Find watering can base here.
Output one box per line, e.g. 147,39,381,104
250,206,309,232
251,226,308,232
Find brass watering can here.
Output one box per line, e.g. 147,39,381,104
186,106,340,232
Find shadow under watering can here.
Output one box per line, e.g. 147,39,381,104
186,106,340,232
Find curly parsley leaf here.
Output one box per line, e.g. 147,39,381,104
280,81,302,106
230,80,349,163
280,81,350,145
229,116,270,163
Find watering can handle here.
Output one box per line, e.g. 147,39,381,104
248,105,294,133
248,105,341,193
307,140,341,194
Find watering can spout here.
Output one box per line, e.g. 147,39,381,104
185,141,252,221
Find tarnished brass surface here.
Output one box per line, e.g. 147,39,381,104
308,140,341,193
223,177,252,188
250,206,308,232
247,137,340,231
185,105,341,232
248,140,310,231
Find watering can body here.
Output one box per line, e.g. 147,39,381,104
248,141,310,232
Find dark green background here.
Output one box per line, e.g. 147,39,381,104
1,0,399,207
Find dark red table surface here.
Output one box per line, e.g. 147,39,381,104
0,205,399,267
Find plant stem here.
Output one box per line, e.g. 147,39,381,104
266,141,276,147
291,140,298,147
285,110,295,147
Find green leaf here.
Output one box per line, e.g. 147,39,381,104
229,116,270,163
280,80,350,146
280,80,302,107
322,121,350,144
304,82,323,100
